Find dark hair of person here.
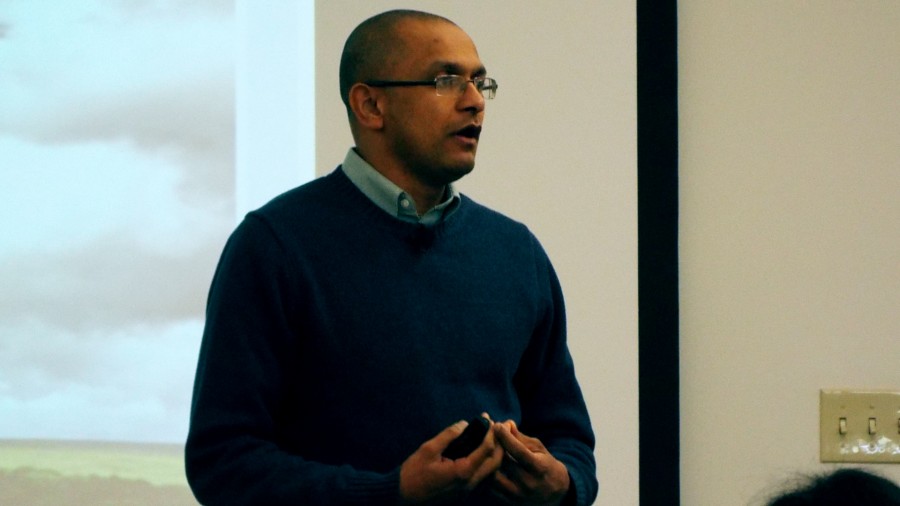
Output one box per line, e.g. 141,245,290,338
338,10,455,115
767,468,900,506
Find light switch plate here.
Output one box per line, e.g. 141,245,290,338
820,389,900,463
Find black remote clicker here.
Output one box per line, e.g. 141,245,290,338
442,416,491,459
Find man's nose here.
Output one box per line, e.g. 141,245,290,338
459,80,486,112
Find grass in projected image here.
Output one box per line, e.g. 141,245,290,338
0,440,197,506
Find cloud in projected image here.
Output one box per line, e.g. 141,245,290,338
0,0,234,443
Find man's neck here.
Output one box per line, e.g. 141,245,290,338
353,148,446,215
408,182,447,216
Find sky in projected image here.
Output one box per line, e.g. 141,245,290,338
0,0,234,443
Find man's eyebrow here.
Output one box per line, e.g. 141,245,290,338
427,61,487,77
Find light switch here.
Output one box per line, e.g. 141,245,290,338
820,389,900,464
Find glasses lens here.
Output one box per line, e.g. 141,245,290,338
477,78,497,100
434,75,460,96
434,76,497,99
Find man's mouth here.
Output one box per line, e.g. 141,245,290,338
454,124,482,141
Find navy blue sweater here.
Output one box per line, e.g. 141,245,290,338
186,168,597,505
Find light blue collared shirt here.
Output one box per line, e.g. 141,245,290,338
340,148,460,226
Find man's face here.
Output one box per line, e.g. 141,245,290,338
379,20,487,188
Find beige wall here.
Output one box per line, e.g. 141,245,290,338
679,2,900,504
316,2,638,504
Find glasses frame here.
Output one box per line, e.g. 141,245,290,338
363,75,498,99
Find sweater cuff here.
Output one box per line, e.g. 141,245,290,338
344,467,402,506
565,466,591,506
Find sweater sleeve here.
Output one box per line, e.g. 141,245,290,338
514,236,599,506
185,215,400,506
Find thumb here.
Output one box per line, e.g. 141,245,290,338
427,419,468,454
443,419,469,440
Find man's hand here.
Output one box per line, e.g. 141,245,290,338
399,418,504,504
491,421,572,506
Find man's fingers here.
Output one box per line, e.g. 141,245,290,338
494,423,529,458
494,423,546,473
492,469,522,498
423,420,469,456
429,420,469,453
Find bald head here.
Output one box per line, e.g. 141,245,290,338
339,10,457,115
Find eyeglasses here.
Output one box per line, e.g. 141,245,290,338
364,75,498,100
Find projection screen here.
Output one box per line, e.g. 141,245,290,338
0,1,636,504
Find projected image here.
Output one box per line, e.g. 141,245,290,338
0,1,234,503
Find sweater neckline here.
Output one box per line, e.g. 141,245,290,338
328,166,464,243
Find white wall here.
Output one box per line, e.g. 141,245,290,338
316,2,638,504
679,2,900,504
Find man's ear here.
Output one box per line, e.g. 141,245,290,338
348,83,385,130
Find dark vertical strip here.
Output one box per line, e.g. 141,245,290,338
637,0,680,505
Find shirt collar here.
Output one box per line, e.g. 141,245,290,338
341,148,460,225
